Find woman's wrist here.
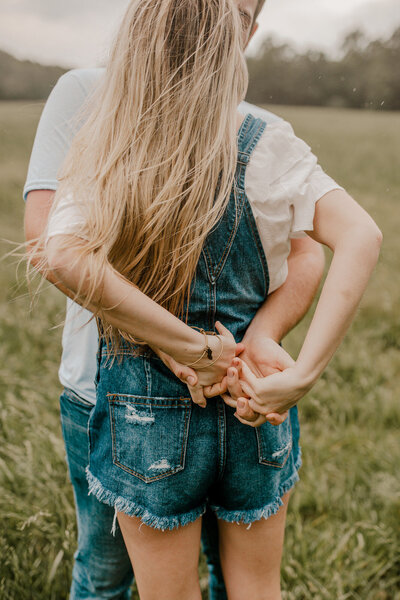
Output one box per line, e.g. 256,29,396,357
171,330,208,365
293,361,320,389
177,332,223,369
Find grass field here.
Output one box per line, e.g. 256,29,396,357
0,101,399,599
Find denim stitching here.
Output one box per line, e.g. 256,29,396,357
255,418,293,469
144,358,152,397
204,196,238,280
243,201,270,296
211,191,247,281
108,399,192,482
106,393,191,404
217,399,226,480
202,115,264,283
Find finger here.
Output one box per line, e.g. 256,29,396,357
235,343,245,356
204,377,228,398
167,357,198,387
247,398,268,415
236,358,258,388
265,411,289,425
221,393,238,409
236,397,258,421
188,384,207,408
226,367,243,400
234,412,266,428
231,357,242,375
215,321,234,340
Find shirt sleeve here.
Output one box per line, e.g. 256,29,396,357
23,70,91,201
46,192,89,242
270,121,345,239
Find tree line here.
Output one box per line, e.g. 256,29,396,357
246,28,400,110
0,27,399,110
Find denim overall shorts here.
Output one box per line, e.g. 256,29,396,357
86,114,302,530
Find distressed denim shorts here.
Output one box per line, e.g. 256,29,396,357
87,353,302,531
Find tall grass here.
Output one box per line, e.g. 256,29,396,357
0,101,399,599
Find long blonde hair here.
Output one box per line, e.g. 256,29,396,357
35,0,250,346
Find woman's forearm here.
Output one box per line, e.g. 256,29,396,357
295,227,382,384
46,236,206,363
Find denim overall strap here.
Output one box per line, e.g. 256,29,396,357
201,114,268,287
236,113,267,190
192,113,270,337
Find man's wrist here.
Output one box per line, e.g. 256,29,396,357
242,331,282,347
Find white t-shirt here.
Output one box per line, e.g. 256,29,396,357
24,68,343,403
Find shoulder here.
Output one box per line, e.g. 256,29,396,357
46,68,104,117
23,68,105,199
238,100,282,124
247,118,315,186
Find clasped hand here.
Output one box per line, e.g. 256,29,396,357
154,323,313,428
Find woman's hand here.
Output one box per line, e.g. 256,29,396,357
235,358,314,417
150,321,241,409
221,359,290,428
225,338,296,426
191,321,242,387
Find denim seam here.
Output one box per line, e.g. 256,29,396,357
144,358,152,397
243,200,270,296
237,114,253,147
206,191,247,284
106,393,191,404
240,118,266,154
213,193,246,280
217,400,227,481
237,120,267,191
210,280,216,330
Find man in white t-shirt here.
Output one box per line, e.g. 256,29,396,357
24,66,326,599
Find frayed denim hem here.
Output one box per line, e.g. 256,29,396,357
86,467,207,532
211,448,303,526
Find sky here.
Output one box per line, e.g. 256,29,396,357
1,0,399,68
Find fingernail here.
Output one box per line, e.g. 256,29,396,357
187,376,196,385
228,369,234,378
237,399,245,409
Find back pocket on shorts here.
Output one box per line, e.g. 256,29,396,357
255,418,293,468
107,393,192,483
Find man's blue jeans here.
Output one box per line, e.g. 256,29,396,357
60,388,133,599
59,387,227,600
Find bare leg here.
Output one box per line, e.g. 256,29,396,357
117,512,202,600
218,491,291,600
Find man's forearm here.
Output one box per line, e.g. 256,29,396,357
244,237,325,343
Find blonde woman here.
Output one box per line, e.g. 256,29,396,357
32,0,382,598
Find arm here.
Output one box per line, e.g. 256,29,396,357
237,189,383,416
25,190,210,401
207,236,325,424
25,190,75,299
45,233,236,384
243,236,325,344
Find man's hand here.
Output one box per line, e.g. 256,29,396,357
217,336,296,427
236,357,314,417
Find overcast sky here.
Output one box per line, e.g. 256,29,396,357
1,0,399,68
